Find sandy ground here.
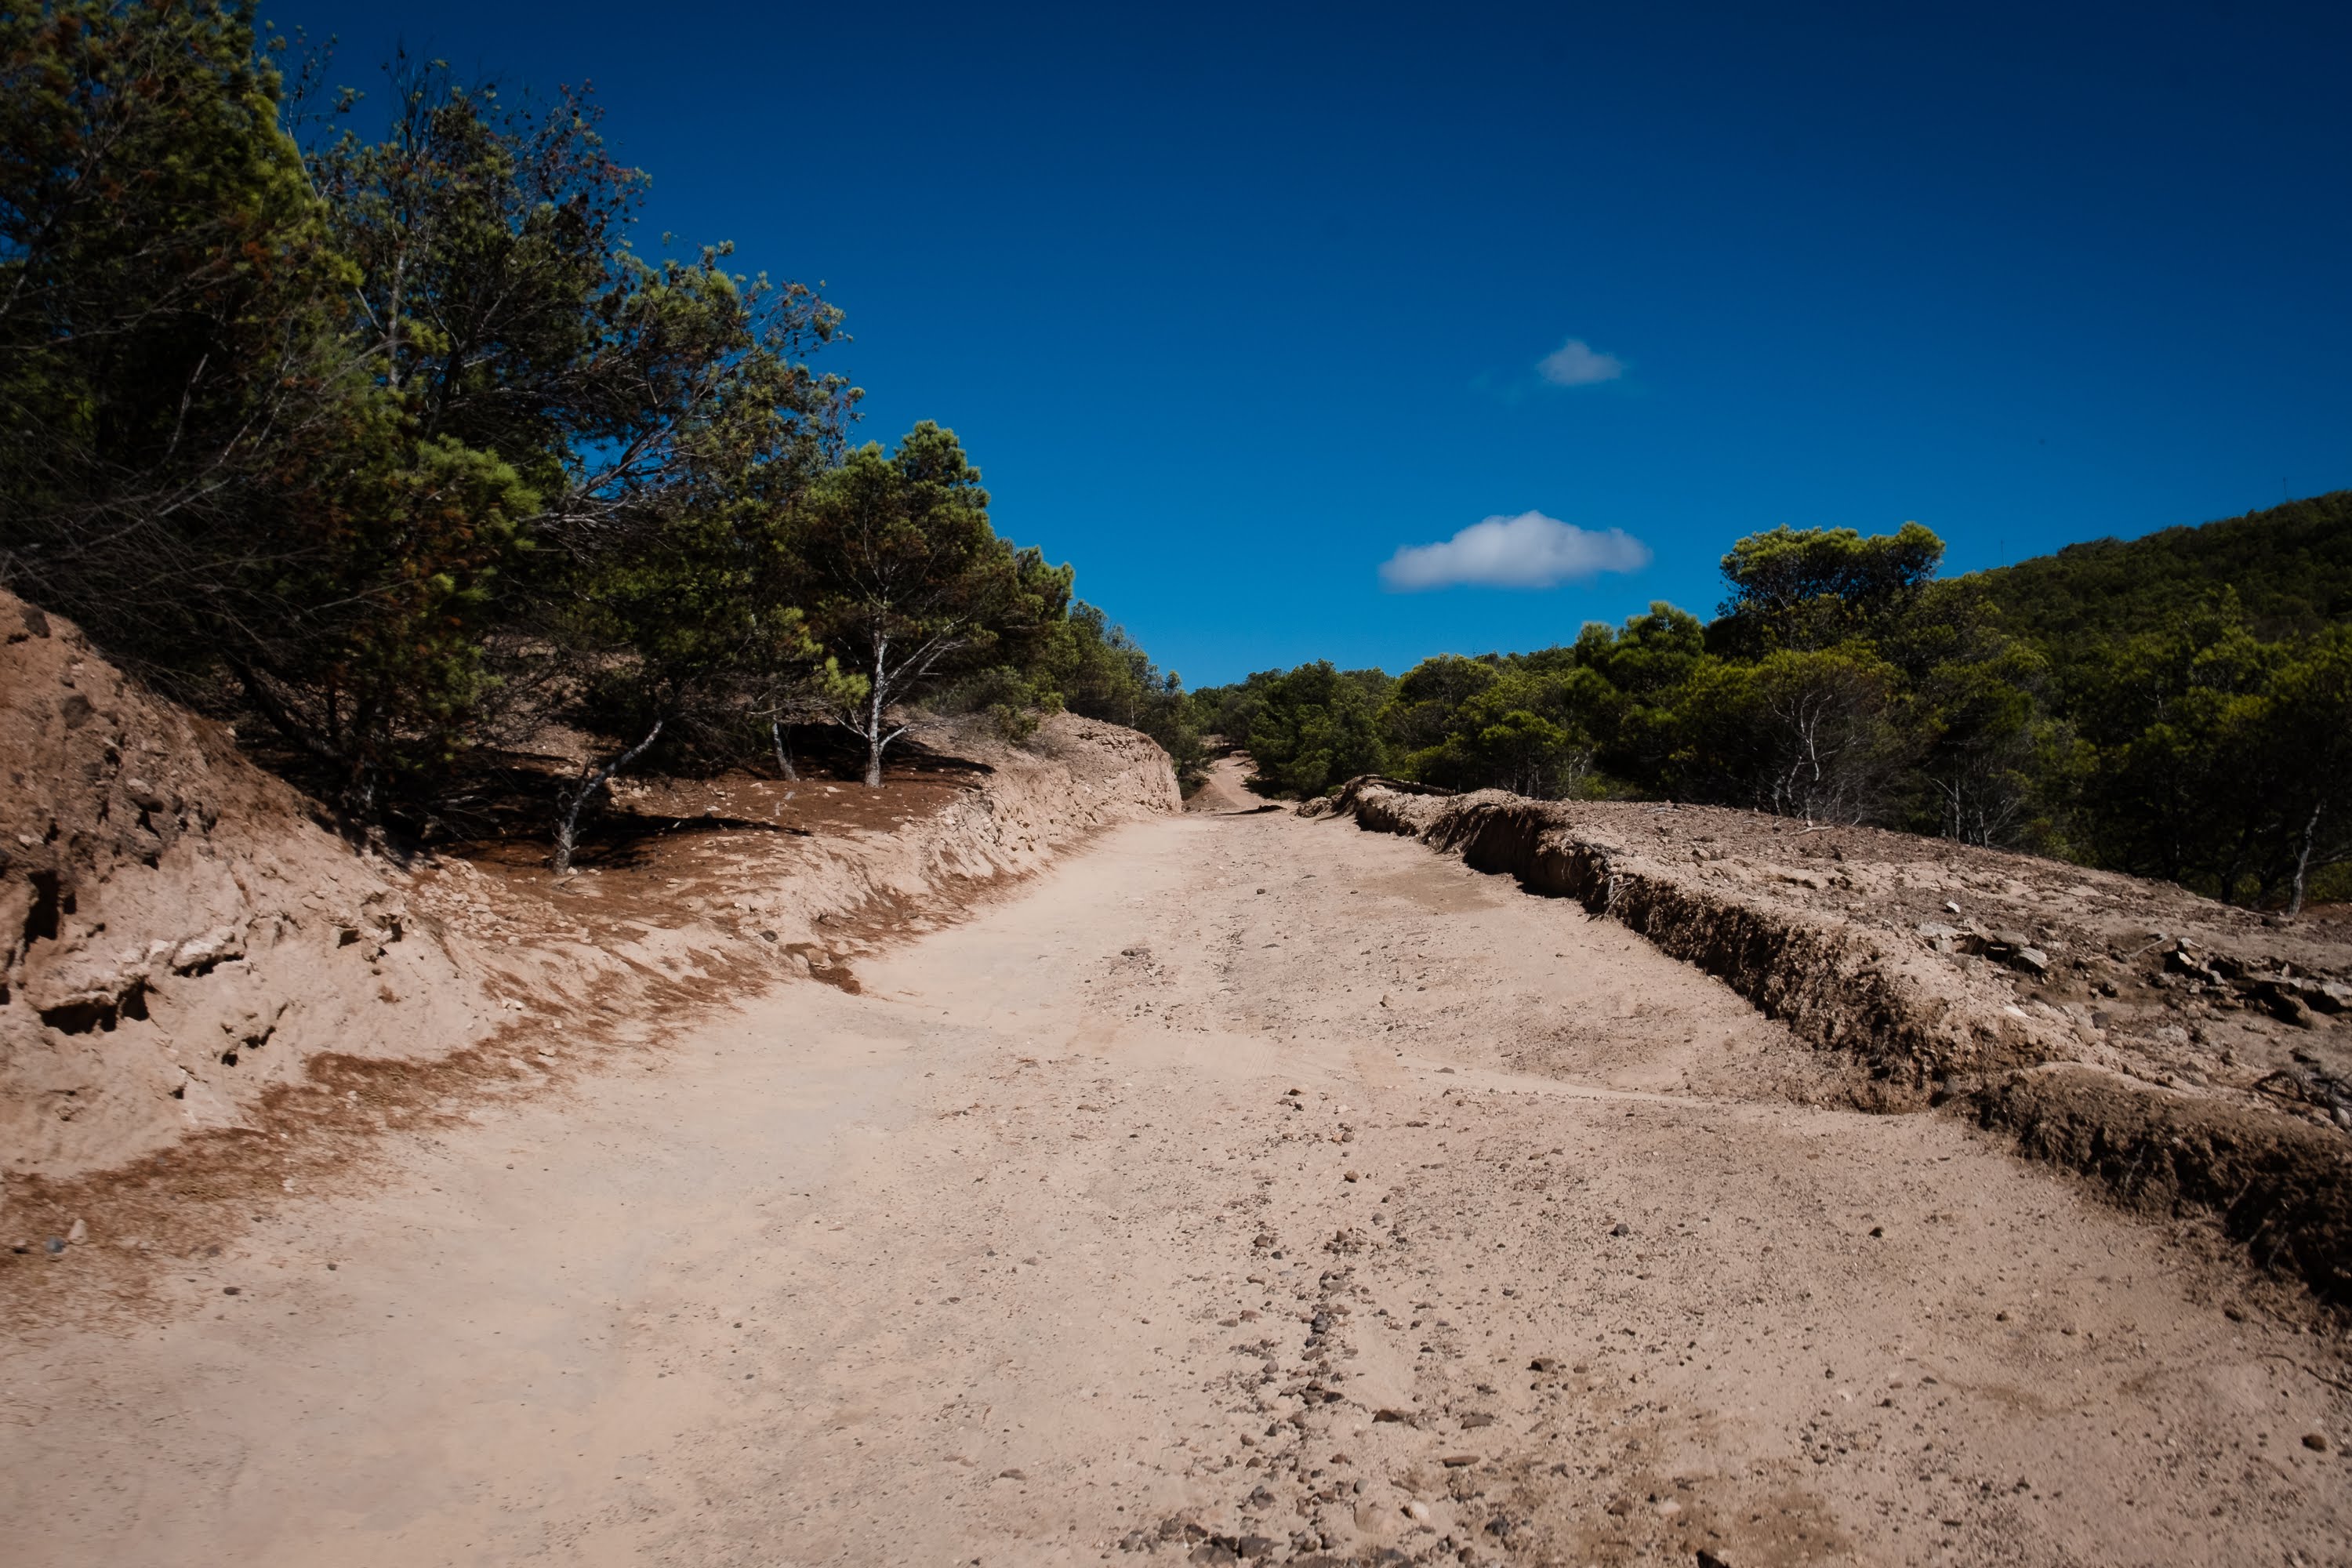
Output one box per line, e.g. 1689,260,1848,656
2,760,2347,1567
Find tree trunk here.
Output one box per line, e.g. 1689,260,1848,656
864,636,889,787
2289,800,2324,917
551,718,664,877
771,718,799,782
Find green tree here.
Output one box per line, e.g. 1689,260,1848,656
1244,661,1389,797
1877,579,2054,848
2269,628,2352,913
2066,601,2352,907
1379,655,1498,760
1715,521,1944,654
1669,644,1909,822
546,506,837,873
1425,669,1612,797
788,423,1069,785
312,57,852,554
1572,603,1710,790
0,13,855,820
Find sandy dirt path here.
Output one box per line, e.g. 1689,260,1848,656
4,762,2347,1566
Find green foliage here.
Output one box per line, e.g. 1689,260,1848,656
1976,492,2352,689
1715,521,1943,654
1379,655,1499,759
0,4,1189,856
787,423,1071,784
2063,602,2352,908
1234,503,2351,910
1240,662,1390,799
1664,644,1910,822
1387,662,1612,800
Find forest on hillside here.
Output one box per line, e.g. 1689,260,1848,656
0,1,1196,867
1194,495,2352,913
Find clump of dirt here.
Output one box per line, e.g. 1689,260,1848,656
0,587,1178,1210
1316,777,2352,1303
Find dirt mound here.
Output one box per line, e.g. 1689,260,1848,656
1,589,1178,1194
1315,777,2352,1303
0,592,501,1183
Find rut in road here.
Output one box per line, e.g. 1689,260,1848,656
3,773,2347,1567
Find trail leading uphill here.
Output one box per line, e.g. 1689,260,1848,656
1,759,2346,1566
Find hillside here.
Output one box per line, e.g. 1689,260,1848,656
1973,490,2352,669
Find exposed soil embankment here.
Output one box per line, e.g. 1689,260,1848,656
1314,777,2352,1304
1,588,1177,1197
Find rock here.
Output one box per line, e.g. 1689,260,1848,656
2303,1432,2329,1452
1610,1221,1631,1236
1246,1485,1277,1508
1944,900,1962,915
1401,1501,1432,1524
44,1236,65,1254
1236,1535,1279,1559
169,926,244,974
1439,1453,1478,1467
1605,1497,1632,1516
1697,1552,1735,1568
2013,947,2049,975
1373,1407,1417,1425
1527,1356,1560,1372
996,1467,1027,1481
65,1217,86,1245
1186,1545,1239,1566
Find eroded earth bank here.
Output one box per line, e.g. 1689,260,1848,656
2,758,2349,1567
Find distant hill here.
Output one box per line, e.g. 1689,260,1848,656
1971,491,2352,659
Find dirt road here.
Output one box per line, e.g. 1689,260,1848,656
4,764,2347,1566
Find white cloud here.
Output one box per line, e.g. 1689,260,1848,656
1537,336,1626,387
1379,510,1652,592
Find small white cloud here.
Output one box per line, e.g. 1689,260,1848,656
1379,510,1652,592
1537,336,1626,387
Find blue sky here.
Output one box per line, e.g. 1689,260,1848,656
281,0,2352,687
